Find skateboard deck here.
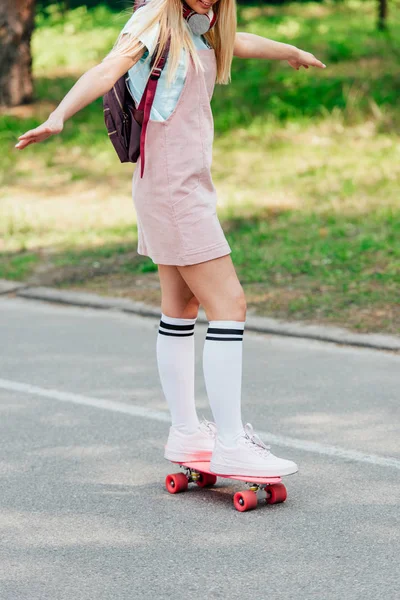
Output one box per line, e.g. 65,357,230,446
165,460,289,512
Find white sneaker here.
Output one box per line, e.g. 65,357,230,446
164,419,217,462
210,423,298,477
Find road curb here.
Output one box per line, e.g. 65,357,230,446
0,280,28,295
2,279,399,352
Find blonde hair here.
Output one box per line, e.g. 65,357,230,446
105,0,237,85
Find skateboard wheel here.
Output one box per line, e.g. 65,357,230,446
233,490,258,512
266,483,287,505
196,473,217,488
165,473,188,494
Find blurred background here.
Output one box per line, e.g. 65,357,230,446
0,0,399,334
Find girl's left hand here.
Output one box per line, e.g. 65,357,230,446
288,48,326,70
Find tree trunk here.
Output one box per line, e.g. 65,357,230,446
378,0,388,30
0,0,36,107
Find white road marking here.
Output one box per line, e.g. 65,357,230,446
1,377,399,471
0,378,169,422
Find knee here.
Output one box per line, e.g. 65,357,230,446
161,293,200,320
204,285,247,322
182,295,200,319
231,286,247,321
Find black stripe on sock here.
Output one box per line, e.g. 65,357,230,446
207,327,244,335
160,320,195,331
205,336,243,341
159,330,194,337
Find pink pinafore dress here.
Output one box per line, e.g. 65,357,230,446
132,48,231,266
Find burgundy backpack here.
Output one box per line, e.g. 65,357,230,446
103,26,169,178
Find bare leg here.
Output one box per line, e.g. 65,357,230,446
158,265,200,319
177,255,246,445
176,255,246,322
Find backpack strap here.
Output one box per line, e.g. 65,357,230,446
138,38,170,178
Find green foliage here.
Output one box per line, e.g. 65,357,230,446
226,209,400,330
213,0,400,132
37,1,132,11
33,4,127,72
1,0,399,332
229,209,400,289
30,1,400,131
0,253,39,280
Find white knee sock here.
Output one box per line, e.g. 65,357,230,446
203,320,245,446
156,313,200,433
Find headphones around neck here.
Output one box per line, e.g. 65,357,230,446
134,1,217,37
182,2,217,36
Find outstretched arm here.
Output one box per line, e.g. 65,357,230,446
16,45,144,150
234,32,326,70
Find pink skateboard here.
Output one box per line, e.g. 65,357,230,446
165,460,288,512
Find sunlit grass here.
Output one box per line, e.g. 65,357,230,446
0,1,399,333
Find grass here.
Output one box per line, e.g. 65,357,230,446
0,1,399,334
229,209,399,332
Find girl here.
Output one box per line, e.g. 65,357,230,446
16,0,325,477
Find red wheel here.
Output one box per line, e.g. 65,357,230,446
165,473,188,494
196,473,217,488
266,483,287,505
233,490,258,512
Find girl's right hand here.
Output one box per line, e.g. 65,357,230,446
15,113,64,150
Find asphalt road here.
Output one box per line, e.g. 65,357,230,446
0,296,399,600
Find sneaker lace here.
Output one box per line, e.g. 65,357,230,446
244,423,271,456
200,418,217,438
